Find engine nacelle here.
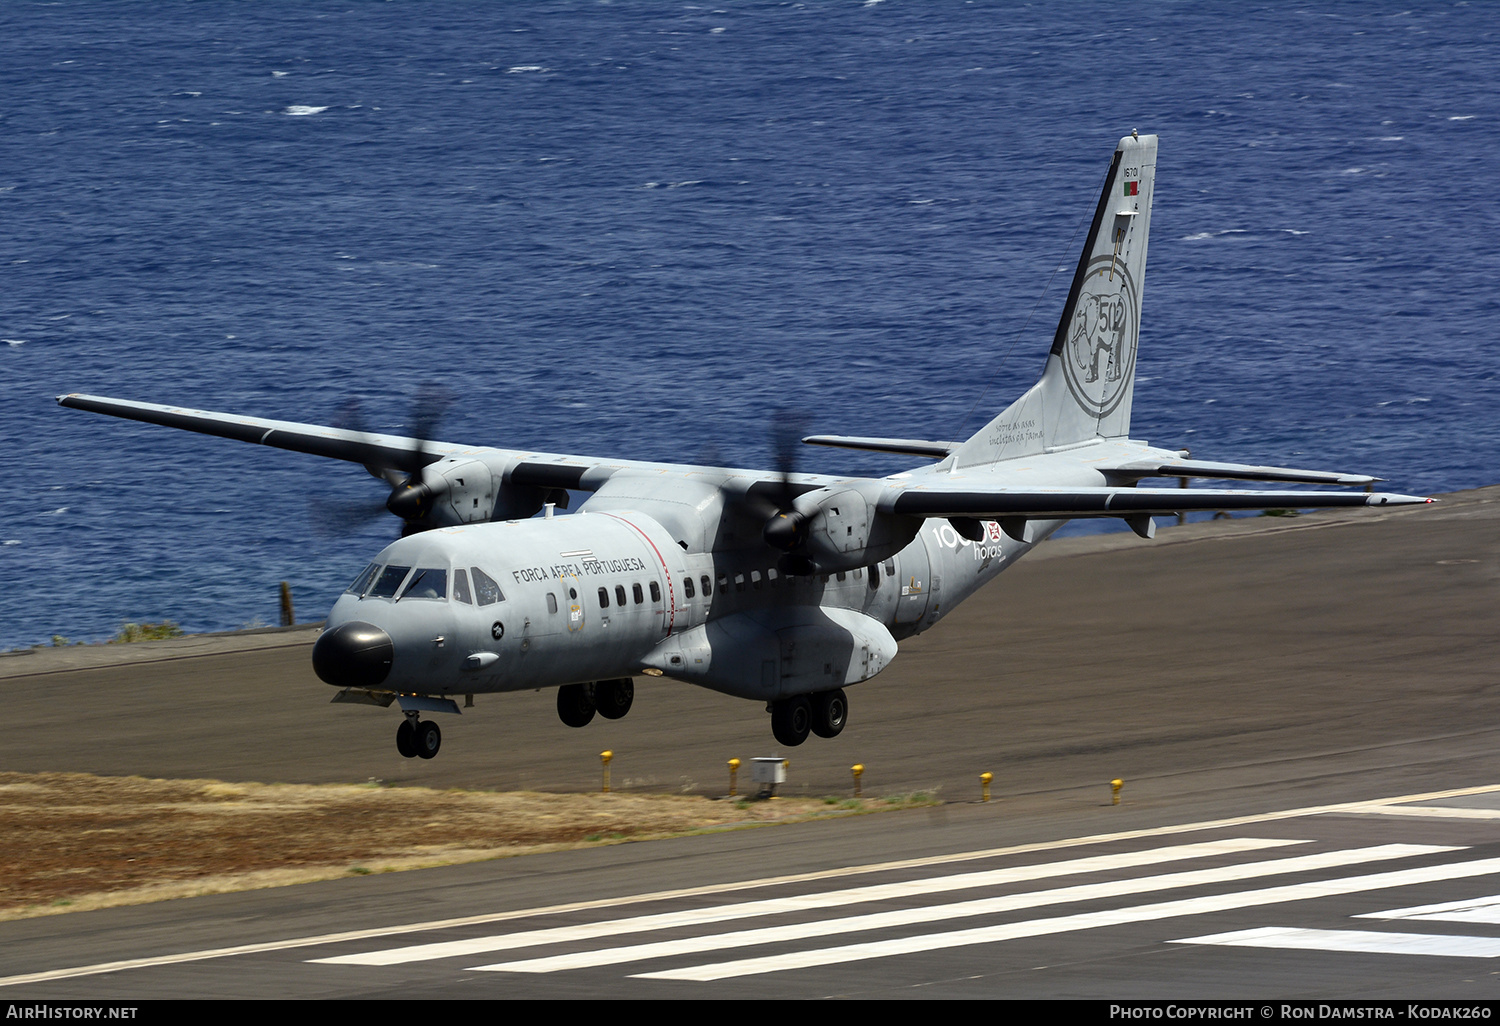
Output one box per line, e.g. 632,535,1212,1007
394,455,566,530
436,458,496,524
769,484,920,574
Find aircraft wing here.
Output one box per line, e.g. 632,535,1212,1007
1103,457,1379,486
877,483,1431,520
53,393,831,494
56,393,478,471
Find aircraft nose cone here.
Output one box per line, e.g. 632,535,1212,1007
313,621,394,688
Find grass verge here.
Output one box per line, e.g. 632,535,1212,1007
0,771,937,921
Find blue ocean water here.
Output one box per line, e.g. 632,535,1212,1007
2,1,1497,651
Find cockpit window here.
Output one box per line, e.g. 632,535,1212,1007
345,564,379,596
471,566,504,606
400,567,448,601
453,568,473,605
368,565,411,599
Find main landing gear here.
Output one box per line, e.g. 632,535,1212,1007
769,688,848,747
396,711,441,760
557,679,635,728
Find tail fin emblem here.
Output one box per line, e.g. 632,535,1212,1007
1061,256,1139,417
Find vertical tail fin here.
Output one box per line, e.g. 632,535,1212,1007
954,133,1157,467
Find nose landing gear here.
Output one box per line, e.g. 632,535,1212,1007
396,712,441,760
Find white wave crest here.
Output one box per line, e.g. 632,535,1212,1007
284,105,329,116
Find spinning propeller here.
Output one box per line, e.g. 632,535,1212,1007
315,386,453,537
760,410,818,574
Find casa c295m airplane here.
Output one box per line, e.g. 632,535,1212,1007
60,133,1430,760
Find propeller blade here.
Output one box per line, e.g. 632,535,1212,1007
312,385,454,538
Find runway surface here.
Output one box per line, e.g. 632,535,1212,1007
1,489,1497,997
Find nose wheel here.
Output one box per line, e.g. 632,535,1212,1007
396,714,441,759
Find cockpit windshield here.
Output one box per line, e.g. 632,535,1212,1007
345,563,379,596
399,567,448,601
367,565,411,599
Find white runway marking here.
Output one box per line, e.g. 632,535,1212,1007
472,844,1438,974
634,853,1500,981
1338,804,1500,821
1172,927,1500,959
4,782,1496,989
314,837,1299,966
1358,894,1500,925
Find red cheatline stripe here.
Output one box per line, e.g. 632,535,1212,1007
597,512,677,635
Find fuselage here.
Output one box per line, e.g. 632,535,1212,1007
311,442,1162,703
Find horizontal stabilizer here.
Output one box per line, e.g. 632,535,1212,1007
880,485,1431,521
1107,457,1378,486
802,435,958,460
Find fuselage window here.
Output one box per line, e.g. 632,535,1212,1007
884,559,896,576
471,567,505,606
734,574,745,592
615,584,627,606
868,564,880,589
453,568,473,604
836,571,846,582
346,563,379,596
701,575,712,597
400,567,448,600
853,568,862,580
716,573,728,594
546,593,558,614
598,586,610,608
768,568,779,583
649,581,662,603
569,587,578,600
751,570,763,590
632,583,644,604
683,576,695,599
368,565,411,599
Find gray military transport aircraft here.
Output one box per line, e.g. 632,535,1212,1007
60,134,1430,759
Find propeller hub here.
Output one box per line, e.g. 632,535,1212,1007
386,480,433,520
764,510,808,551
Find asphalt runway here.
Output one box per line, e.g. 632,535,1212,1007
2,488,1498,998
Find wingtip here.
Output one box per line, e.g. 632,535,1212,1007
1364,493,1436,507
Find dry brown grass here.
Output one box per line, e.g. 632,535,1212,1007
0,772,934,921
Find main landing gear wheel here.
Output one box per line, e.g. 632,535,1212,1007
596,678,634,720
811,688,848,739
414,719,441,760
557,682,597,728
770,695,812,747
396,719,417,758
